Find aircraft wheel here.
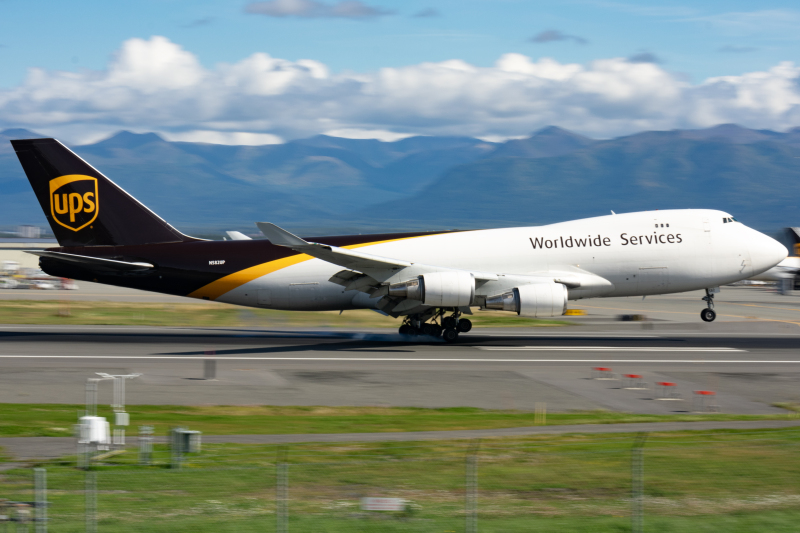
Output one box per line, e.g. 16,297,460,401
442,316,457,330
399,325,411,335
457,319,472,333
442,328,459,343
700,309,716,322
422,323,437,336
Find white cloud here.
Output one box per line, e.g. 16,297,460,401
323,128,416,141
1,36,799,144
162,130,284,145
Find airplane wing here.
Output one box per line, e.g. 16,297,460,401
25,250,154,271
257,222,499,281
257,222,612,315
257,222,412,273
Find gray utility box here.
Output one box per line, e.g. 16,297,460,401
171,429,202,454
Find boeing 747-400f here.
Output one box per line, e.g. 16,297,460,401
11,138,788,341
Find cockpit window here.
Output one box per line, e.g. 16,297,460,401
723,217,737,223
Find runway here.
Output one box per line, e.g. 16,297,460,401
3,316,800,414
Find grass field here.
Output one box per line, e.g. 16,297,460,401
0,403,795,437
0,300,571,327
4,429,800,531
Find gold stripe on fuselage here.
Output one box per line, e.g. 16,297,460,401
188,235,432,301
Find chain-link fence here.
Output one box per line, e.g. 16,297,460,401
3,429,800,532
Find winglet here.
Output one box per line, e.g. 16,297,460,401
256,222,310,247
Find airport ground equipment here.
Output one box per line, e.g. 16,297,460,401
592,367,616,380
138,426,154,465
623,374,648,390
10,137,788,340
693,390,720,412
95,373,140,448
655,382,681,400
170,428,202,469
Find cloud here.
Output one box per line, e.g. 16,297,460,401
718,45,757,53
162,130,284,145
244,0,393,19
627,52,662,64
529,29,588,45
412,8,440,18
323,128,416,141
1,36,800,144
183,17,214,28
685,9,800,37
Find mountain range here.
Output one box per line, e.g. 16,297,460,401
1,124,799,237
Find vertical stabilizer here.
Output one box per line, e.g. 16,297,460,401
11,138,193,247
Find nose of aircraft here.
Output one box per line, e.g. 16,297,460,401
749,231,788,276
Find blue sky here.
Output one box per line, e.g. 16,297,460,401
0,0,798,143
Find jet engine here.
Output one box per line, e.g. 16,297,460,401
388,271,475,307
485,283,568,317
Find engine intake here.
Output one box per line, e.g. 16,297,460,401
485,283,568,317
388,271,475,307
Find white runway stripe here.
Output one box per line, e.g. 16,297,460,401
0,355,785,363
483,334,658,338
477,346,744,352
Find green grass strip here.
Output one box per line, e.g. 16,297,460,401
0,403,796,437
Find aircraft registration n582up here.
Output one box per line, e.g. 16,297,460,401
11,138,787,342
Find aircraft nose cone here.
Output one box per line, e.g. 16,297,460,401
750,232,788,276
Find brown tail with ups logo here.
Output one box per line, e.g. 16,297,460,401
11,138,195,247
49,175,98,232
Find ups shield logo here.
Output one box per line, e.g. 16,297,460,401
49,175,98,232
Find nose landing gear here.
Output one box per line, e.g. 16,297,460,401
701,288,717,322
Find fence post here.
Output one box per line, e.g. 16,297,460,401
139,425,154,465
171,427,184,470
34,467,46,533
465,439,480,533
631,432,648,533
276,446,288,533
85,469,97,533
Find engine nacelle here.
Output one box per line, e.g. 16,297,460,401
388,271,475,307
484,283,568,318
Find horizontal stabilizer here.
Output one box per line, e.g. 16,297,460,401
225,231,252,241
26,250,154,271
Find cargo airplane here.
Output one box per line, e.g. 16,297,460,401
11,138,787,341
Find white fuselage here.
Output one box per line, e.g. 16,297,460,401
215,209,787,312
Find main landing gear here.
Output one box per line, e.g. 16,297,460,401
700,288,717,322
399,310,472,343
